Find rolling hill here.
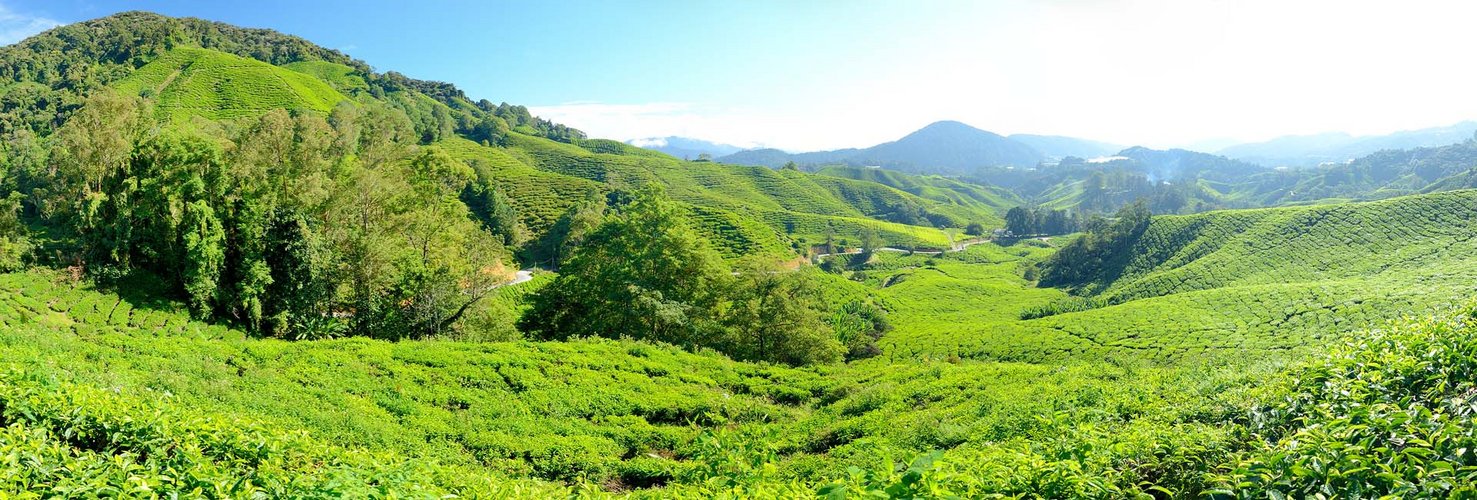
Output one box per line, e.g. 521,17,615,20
1,10,1475,499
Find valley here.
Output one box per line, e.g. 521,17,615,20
0,8,1473,499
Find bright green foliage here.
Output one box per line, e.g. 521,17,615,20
1038,200,1151,287
1215,307,1477,498
814,165,1021,227
0,372,576,497
520,187,856,366
5,10,1477,499
520,185,732,349
180,200,225,316
0,270,823,491
113,47,347,121
725,264,845,366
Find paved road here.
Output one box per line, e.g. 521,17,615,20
811,238,991,260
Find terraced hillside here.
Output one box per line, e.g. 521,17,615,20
1091,189,1477,303
499,135,1001,250
112,47,347,120
841,190,1477,363
7,225,1475,497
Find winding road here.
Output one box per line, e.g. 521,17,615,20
811,237,992,260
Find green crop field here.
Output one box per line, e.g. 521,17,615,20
113,47,348,120
4,10,1477,498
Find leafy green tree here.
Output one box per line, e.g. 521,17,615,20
532,195,604,267
1004,207,1030,236
964,222,985,236
859,227,880,256
181,200,225,317
49,89,148,265
724,264,843,366
0,192,28,271
471,116,511,147
520,185,730,349
1038,200,1151,287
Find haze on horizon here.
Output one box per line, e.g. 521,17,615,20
6,0,1477,152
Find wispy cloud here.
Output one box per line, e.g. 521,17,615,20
0,4,60,46
529,101,766,148
528,101,855,151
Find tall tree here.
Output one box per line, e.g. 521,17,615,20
1005,206,1030,236
724,264,843,366
519,184,730,349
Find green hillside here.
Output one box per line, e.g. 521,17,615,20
3,10,1476,499
1092,190,1477,303
113,47,347,120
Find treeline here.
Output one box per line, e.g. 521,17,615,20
520,186,889,366
1036,201,1152,287
1076,168,1220,215
5,90,516,340
1003,206,1081,236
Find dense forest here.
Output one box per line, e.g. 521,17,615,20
2,10,1477,499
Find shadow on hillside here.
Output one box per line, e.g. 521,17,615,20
91,269,194,315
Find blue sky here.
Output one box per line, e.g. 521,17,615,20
3,1,1477,151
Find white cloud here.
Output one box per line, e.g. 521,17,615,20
0,4,59,46
530,102,800,150
627,137,668,147
539,0,1477,152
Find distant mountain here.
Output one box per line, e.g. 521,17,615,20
1008,134,1122,160
851,121,1042,174
718,120,1045,174
626,136,743,159
1220,122,1477,167
1261,138,1477,203
719,147,858,168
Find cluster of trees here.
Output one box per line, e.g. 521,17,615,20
1077,169,1209,215
519,186,887,366
1036,201,1152,287
1003,206,1082,236
6,90,515,340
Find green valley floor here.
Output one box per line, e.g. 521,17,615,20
3,190,1477,497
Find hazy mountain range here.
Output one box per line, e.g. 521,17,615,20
624,136,743,159
628,120,1477,177
1216,121,1477,167
714,120,1118,174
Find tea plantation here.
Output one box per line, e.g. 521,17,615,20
5,190,1477,496
4,10,1477,498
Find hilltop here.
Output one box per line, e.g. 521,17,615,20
719,120,1052,173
